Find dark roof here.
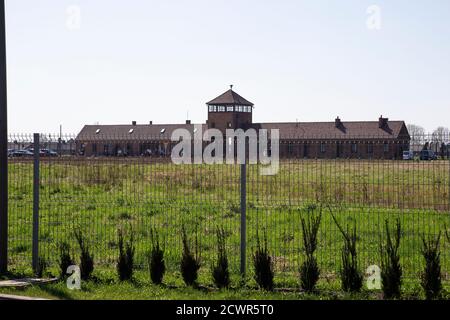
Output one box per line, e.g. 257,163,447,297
76,121,409,141
253,121,409,139
206,89,254,106
76,124,208,141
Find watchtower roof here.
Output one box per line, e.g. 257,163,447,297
206,87,254,106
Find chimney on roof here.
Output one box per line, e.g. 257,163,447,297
132,121,137,126
186,120,191,125
149,121,153,125
335,116,342,128
379,116,389,129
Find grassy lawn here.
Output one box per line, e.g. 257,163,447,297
1,269,448,300
4,159,450,298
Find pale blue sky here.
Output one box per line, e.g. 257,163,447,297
5,0,450,133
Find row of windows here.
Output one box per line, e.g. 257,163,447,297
208,105,252,113
288,143,391,154
95,128,167,135
88,143,169,156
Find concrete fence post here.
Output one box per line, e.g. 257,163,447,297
32,133,40,273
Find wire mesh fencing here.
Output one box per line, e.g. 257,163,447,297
5,133,450,285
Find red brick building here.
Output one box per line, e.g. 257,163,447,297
76,87,410,159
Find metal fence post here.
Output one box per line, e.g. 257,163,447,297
240,162,247,277
32,133,40,272
0,0,8,275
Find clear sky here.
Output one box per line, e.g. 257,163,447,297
5,0,450,134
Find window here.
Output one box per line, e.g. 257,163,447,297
218,106,225,112
384,142,389,152
320,143,326,153
95,129,101,134
303,144,308,158
352,143,358,153
160,128,166,134
368,143,373,154
129,129,134,134
92,144,97,154
288,144,294,155
227,106,234,112
103,144,109,156
209,105,214,112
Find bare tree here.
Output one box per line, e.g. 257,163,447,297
432,127,450,156
407,124,425,149
407,124,425,137
432,127,449,142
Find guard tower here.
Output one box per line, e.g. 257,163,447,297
206,86,254,134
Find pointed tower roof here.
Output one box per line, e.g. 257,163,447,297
206,86,254,106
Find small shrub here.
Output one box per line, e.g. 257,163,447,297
117,227,135,281
212,227,230,289
180,226,200,286
74,229,94,280
420,233,442,300
380,219,402,299
253,230,274,291
331,214,363,292
35,258,48,278
299,256,320,292
299,206,321,292
148,228,166,285
58,242,74,278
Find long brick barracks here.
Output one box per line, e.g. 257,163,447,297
76,87,411,159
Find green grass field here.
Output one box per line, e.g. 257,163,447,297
1,268,449,300
3,158,450,299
